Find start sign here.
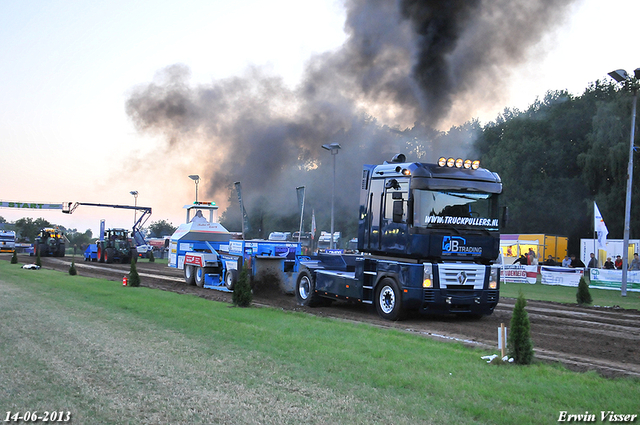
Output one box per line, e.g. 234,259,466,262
0,202,63,210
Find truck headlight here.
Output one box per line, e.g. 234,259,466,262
489,266,499,289
423,263,433,288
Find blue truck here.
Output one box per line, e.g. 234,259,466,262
295,154,505,320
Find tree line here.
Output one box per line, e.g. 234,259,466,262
0,216,176,250
476,81,638,254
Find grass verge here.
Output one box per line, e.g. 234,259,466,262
500,280,640,310
0,261,638,424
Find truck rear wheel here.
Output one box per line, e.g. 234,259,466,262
296,269,323,307
375,278,406,321
184,265,196,286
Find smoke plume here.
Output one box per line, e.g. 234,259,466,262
125,0,576,233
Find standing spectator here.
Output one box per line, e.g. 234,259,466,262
527,248,537,265
615,255,623,269
629,253,640,270
562,255,572,267
570,255,585,268
603,257,615,269
587,253,598,269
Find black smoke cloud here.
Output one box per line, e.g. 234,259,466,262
126,0,576,232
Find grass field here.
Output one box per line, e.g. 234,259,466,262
500,280,640,310
0,261,638,424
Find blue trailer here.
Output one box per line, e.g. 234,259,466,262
83,244,98,262
168,203,301,291
295,154,505,320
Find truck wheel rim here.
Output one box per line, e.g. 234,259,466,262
298,276,310,300
379,285,395,314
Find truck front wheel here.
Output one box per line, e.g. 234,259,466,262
375,278,406,321
184,265,196,286
296,269,323,307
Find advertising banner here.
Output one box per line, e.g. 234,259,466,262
501,265,537,284
589,269,640,292
0,201,63,210
540,265,583,287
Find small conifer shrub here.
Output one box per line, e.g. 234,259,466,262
11,251,18,264
576,276,593,305
148,250,155,263
508,292,534,365
68,261,77,276
128,256,141,287
232,265,252,307
35,250,42,267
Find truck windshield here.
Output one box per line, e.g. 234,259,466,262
413,189,499,230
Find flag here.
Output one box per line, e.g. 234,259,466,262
594,202,609,250
311,209,316,240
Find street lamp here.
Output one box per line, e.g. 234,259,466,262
188,175,200,203
322,143,341,249
607,68,640,297
130,191,138,225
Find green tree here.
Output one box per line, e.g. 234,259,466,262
128,257,141,287
232,265,252,307
508,292,534,365
14,217,53,243
68,261,77,276
576,276,593,305
66,229,94,252
146,220,177,238
475,83,623,254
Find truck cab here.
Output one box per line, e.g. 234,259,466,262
296,154,504,320
358,154,502,263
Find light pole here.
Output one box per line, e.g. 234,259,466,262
608,68,640,297
130,191,138,225
322,143,341,249
188,175,200,203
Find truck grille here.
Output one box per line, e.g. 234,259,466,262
437,263,485,290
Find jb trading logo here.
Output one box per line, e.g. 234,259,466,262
442,236,483,255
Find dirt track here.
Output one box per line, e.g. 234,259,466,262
9,254,640,379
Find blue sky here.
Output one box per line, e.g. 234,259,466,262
1,0,639,236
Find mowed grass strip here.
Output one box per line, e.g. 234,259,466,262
500,280,640,309
0,262,637,425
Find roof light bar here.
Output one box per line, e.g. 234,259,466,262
437,156,481,169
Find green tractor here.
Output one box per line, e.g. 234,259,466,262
35,227,66,257
97,228,136,264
